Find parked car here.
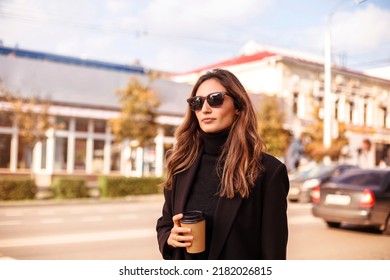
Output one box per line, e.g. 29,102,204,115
311,168,390,235
288,163,359,203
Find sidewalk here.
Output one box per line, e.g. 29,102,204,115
0,194,164,207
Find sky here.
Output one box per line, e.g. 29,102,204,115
0,0,389,73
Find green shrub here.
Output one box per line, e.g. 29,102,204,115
0,179,37,200
99,176,163,198
52,178,89,199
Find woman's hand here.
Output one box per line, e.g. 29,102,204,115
167,213,193,248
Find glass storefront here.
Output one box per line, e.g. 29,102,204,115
110,142,121,171
0,134,11,168
92,139,104,173
0,117,170,176
41,139,47,169
76,118,88,132
74,138,86,170
94,120,106,133
54,137,68,171
17,139,32,169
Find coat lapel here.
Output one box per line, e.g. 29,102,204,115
209,194,243,259
173,151,202,214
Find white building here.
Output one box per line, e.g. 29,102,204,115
171,42,390,168
0,46,191,186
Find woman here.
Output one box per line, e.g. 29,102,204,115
156,68,289,260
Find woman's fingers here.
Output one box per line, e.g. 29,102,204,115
172,213,183,226
169,229,193,247
167,213,193,248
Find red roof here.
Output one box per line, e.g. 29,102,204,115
171,49,390,83
176,51,277,75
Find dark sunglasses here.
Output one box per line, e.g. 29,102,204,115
187,92,232,111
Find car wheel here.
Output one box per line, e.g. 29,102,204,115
326,221,341,228
383,216,390,236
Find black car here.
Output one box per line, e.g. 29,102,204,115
288,163,359,203
312,168,390,235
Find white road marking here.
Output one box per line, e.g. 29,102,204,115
81,216,103,222
69,209,86,214
0,220,22,226
37,210,55,216
118,214,137,220
0,228,155,247
41,218,63,224
98,208,113,213
3,211,23,217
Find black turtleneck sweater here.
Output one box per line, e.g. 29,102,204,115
183,129,230,260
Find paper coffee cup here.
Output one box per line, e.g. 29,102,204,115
180,211,206,254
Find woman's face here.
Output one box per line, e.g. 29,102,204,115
194,78,238,133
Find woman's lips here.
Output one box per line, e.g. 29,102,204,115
202,118,215,123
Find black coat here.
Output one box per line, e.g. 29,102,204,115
156,152,289,260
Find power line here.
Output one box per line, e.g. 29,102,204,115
349,58,390,68
0,6,244,47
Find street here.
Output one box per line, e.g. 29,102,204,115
0,195,389,260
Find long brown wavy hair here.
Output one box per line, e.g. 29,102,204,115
163,68,265,198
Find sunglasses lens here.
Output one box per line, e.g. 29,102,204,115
187,92,226,111
207,92,224,106
187,96,203,111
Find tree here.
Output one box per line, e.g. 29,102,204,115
257,94,291,157
0,83,57,172
303,103,349,162
110,76,160,146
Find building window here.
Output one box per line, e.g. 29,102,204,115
41,139,47,170
76,118,88,132
0,111,12,127
363,103,368,126
293,92,299,115
381,106,387,128
94,120,106,133
17,140,32,169
144,146,156,175
92,140,104,173
54,137,68,170
56,116,69,130
349,102,354,124
111,142,121,171
74,139,86,170
0,134,11,168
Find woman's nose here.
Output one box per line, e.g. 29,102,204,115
201,99,212,113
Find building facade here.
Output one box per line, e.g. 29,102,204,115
0,46,191,185
171,42,390,168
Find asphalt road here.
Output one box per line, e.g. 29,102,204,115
0,195,389,260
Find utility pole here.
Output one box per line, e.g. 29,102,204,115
323,0,367,150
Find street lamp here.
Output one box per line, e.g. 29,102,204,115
323,0,367,150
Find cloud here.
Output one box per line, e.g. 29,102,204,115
285,3,390,67
332,4,390,55
134,0,272,71
0,0,388,72
141,0,271,40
